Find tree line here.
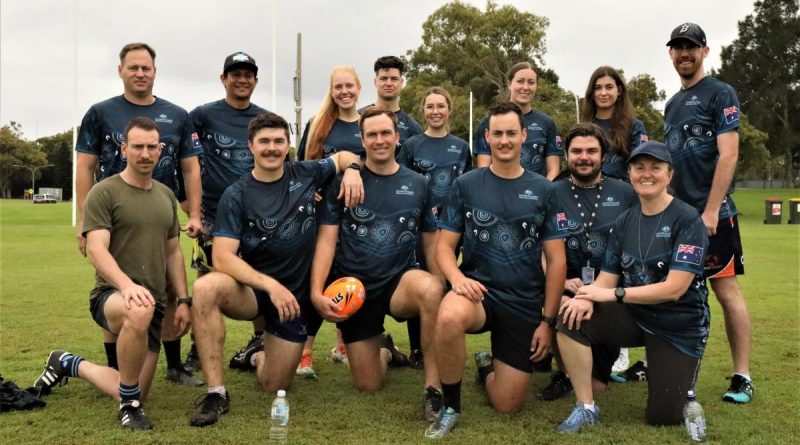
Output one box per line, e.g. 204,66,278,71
1,0,796,198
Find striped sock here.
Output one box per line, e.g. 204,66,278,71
119,383,142,402
60,353,84,378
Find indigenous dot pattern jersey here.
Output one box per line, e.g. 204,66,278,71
189,99,268,228
553,177,636,279
76,95,202,197
213,159,337,300
603,199,710,358
320,166,437,294
593,117,648,181
438,168,568,320
665,76,740,217
473,110,563,176
397,133,472,212
297,119,363,160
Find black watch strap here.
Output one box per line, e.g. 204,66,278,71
346,162,362,171
614,287,625,304
542,315,557,328
177,297,192,307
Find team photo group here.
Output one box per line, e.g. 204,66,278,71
30,20,753,440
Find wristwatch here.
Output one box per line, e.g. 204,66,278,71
177,297,192,307
346,162,362,171
542,315,557,328
614,287,626,304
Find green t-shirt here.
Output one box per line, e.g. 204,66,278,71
82,174,180,303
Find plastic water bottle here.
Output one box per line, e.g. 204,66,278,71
268,390,289,444
684,390,706,442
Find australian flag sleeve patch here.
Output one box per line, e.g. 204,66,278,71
675,243,704,266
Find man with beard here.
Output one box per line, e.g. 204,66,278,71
664,22,753,404
537,123,635,402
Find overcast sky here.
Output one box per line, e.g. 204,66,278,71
1,0,756,142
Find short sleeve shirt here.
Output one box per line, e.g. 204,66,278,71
320,166,436,294
473,110,563,176
438,168,568,320
297,119,363,160
665,76,740,217
189,99,267,225
76,96,203,197
397,133,472,211
553,177,636,279
603,198,710,358
82,175,179,303
594,118,648,181
213,159,337,300
357,105,423,146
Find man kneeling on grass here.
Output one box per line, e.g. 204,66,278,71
33,117,192,430
188,112,363,427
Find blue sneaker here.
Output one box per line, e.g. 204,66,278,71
424,407,459,439
557,403,600,433
722,374,754,404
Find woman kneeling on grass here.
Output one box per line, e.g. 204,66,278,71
554,141,710,433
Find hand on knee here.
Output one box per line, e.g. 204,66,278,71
124,304,155,332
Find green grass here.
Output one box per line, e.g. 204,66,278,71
1,189,798,444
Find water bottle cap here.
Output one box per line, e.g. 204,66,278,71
277,390,286,397
687,390,696,399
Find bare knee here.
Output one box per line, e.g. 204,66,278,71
261,376,291,394
490,397,524,414
436,304,469,334
192,273,228,310
354,379,383,392
592,379,607,393
124,303,154,332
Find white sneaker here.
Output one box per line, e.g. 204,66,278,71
612,348,629,374
330,345,349,368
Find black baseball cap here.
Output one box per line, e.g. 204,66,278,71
666,23,707,47
627,141,672,165
223,52,258,75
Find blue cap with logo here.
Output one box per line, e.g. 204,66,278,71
223,52,258,75
627,141,672,165
667,22,707,47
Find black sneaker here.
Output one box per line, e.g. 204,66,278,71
382,334,410,367
409,348,424,370
229,334,263,370
119,399,153,430
610,360,647,383
33,350,70,396
184,342,201,373
166,365,204,387
722,374,754,404
189,391,230,427
474,351,493,388
423,386,443,422
537,371,573,401
531,353,553,373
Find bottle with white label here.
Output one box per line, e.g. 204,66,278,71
268,390,289,444
683,390,706,442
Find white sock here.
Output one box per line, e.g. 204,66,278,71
734,372,751,381
208,385,226,396
582,402,596,413
642,359,648,367
250,351,263,367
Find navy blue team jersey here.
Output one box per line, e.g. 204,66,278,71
358,105,423,145
213,159,336,300
593,118,648,181
438,168,568,320
297,119,363,160
553,177,636,279
603,198,710,358
665,76,740,217
189,99,268,226
473,110,563,176
397,133,472,212
320,166,437,294
76,95,202,196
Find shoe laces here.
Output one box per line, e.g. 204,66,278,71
565,405,595,425
299,352,314,369
193,392,226,411
437,408,458,430
425,387,442,413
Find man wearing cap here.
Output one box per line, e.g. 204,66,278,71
74,42,203,387
555,141,710,433
664,22,754,404
184,52,269,373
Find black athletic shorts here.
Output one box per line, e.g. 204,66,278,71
254,290,312,344
704,215,745,279
337,270,411,344
89,287,164,353
473,297,537,373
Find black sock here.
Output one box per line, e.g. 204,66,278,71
406,317,421,352
478,362,495,386
163,339,182,370
104,342,118,370
441,381,462,413
119,382,141,403
61,353,84,378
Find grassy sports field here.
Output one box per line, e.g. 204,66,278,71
0,188,798,444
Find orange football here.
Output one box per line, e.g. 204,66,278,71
323,277,366,317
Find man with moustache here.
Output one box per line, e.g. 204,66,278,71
664,22,753,404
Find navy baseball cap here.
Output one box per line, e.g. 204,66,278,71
627,141,672,165
223,52,258,75
667,23,707,47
